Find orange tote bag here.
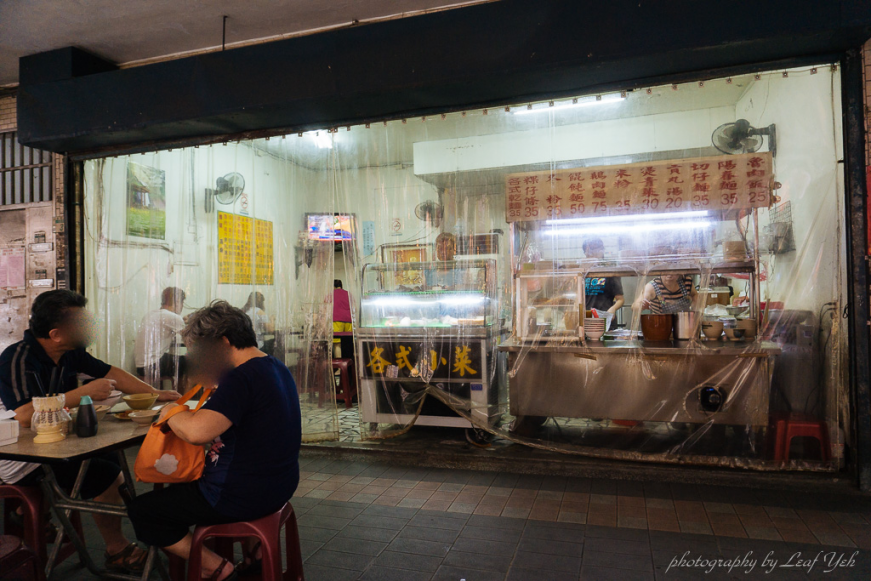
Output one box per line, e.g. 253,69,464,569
134,386,213,484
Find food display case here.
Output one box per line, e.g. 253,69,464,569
516,266,583,341
506,257,780,425
356,259,506,430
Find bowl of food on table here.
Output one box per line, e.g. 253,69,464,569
128,410,160,426
93,390,123,408
122,393,159,410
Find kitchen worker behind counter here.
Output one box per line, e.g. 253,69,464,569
0,290,180,573
633,273,699,314
582,238,624,329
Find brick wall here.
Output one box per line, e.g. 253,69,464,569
0,90,67,288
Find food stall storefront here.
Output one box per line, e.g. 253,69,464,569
501,153,782,437
69,63,850,472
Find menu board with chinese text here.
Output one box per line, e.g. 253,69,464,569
218,211,274,285
505,152,773,222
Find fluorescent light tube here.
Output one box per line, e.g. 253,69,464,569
513,95,625,115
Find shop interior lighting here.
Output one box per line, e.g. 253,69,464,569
306,131,333,149
513,94,625,115
367,295,487,307
546,210,709,226
544,218,713,238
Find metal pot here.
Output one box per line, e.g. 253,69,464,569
673,311,701,340
640,314,673,341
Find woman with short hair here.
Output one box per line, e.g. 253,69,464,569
128,301,301,581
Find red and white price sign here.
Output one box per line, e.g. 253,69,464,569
505,152,772,222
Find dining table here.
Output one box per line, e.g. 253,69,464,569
0,409,180,580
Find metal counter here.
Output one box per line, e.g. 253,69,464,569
499,339,781,425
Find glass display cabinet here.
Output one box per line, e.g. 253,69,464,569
356,259,506,431
359,260,497,329
516,266,583,341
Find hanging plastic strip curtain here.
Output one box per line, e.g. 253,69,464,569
84,64,847,469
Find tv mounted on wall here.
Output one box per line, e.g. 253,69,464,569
306,213,355,242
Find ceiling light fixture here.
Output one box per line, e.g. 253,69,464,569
513,94,625,115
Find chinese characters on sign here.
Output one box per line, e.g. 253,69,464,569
361,340,483,381
217,211,274,285
505,152,773,222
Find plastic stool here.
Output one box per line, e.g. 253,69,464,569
186,503,304,581
0,535,44,581
0,484,83,571
331,358,357,409
768,413,831,462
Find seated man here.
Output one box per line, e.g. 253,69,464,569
128,300,301,581
0,290,180,573
134,287,187,387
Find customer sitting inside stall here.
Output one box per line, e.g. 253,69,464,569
134,287,187,388
634,273,699,313
0,290,180,573
241,291,275,356
128,300,301,581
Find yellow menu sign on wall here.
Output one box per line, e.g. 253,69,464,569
218,211,274,285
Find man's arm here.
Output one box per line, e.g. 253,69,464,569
163,406,232,446
609,295,625,314
11,401,34,427
105,367,180,401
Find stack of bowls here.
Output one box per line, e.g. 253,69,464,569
584,318,606,340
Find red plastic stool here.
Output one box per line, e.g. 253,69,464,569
0,484,83,572
331,358,357,409
186,503,304,581
768,413,831,462
0,535,44,581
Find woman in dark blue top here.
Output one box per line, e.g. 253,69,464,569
128,301,301,581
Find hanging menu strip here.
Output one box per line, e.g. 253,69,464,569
505,152,772,222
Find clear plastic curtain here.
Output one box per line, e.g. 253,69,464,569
83,140,341,442
84,62,846,469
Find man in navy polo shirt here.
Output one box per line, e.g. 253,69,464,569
0,290,179,573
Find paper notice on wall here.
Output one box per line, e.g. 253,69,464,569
0,247,26,289
362,221,375,257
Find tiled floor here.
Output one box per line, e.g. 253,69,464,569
295,458,871,548
11,454,871,580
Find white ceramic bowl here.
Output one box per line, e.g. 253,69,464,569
585,330,605,340
93,390,123,409
128,410,160,426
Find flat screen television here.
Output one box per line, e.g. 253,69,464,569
307,213,355,241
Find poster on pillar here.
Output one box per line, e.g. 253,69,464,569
505,152,773,222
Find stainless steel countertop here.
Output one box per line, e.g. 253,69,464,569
498,338,781,355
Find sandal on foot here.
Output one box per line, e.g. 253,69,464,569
105,542,148,573
235,540,262,577
205,558,238,581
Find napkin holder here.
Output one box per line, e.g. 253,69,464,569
0,410,19,446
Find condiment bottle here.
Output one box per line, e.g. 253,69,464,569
75,395,98,438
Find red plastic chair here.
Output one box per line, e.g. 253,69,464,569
0,535,44,581
768,412,831,462
331,358,357,409
185,503,304,581
0,484,82,572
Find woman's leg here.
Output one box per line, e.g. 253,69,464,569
127,482,238,579
163,533,231,580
